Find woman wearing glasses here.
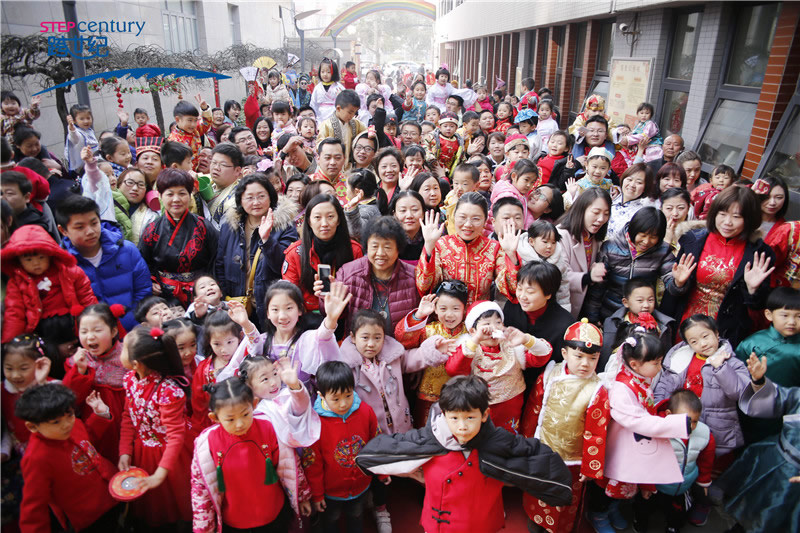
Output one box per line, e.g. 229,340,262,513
350,130,378,171
416,192,521,305
215,173,299,327
114,167,158,245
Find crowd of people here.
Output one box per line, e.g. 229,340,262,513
0,56,799,533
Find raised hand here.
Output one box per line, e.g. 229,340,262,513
744,252,775,295
323,281,352,327
504,327,529,347
637,136,649,154
746,352,767,383
434,336,459,355
66,114,76,131
420,209,445,256
499,221,521,262
344,189,364,211
275,357,302,390
566,154,575,169
194,93,208,110
80,146,94,163
416,294,438,319
566,178,579,199
116,109,129,126
258,209,274,241
671,253,696,288
86,390,110,418
194,299,209,319
73,348,89,375
34,357,51,385
31,95,41,108
398,167,418,191
226,300,250,327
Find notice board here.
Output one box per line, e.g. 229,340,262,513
607,58,653,128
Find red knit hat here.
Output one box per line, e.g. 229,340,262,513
135,135,163,157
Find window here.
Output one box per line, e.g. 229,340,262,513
228,4,241,45
697,99,757,168
539,31,549,86
724,3,779,88
759,101,800,191
162,0,199,53
569,23,587,121
668,12,701,80
659,90,689,138
659,10,702,137
553,27,565,107
596,22,614,74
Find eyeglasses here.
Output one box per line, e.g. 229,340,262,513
354,145,375,153
532,190,551,204
122,179,146,189
242,193,269,203
436,280,468,296
210,161,234,169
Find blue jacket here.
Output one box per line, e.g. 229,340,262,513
214,198,299,328
61,224,152,331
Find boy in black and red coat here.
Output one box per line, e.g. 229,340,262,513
305,361,386,533
356,375,572,533
16,383,119,533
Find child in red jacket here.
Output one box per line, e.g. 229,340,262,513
306,361,385,533
16,383,120,533
1,225,96,343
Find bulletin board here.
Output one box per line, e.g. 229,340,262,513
607,58,653,127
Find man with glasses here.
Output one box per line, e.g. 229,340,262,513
230,126,260,157
207,143,243,228
571,115,627,179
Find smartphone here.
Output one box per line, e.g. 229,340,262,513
318,264,331,293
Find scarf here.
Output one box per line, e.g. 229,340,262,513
87,342,126,388
312,235,339,267
616,364,656,415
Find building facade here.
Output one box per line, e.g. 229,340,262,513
1,0,293,154
435,1,799,215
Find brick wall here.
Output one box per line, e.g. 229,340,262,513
742,2,800,179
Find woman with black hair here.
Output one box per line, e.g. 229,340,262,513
251,116,274,155
282,193,363,312
215,172,299,326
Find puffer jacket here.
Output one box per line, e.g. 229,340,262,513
653,340,750,455
215,197,299,327
341,335,448,434
112,190,158,246
2,225,97,342
61,224,152,332
585,227,676,323
333,255,421,333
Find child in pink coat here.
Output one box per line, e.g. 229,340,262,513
586,329,690,532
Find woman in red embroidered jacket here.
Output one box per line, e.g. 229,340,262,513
117,326,192,525
139,169,219,308
416,192,521,306
191,377,289,533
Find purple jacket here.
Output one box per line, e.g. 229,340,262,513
335,256,421,334
653,340,750,455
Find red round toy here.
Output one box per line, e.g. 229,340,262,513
108,467,149,501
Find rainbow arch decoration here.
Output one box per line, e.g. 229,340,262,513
320,0,436,39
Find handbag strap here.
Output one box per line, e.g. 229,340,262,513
246,247,262,295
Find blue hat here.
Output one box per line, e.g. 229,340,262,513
515,108,538,124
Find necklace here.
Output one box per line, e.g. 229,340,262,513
371,275,391,320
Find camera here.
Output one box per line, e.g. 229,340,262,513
618,22,630,32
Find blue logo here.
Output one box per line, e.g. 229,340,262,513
32,68,232,96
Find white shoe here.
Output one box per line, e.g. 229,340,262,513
373,507,392,533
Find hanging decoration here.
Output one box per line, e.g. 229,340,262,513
88,75,184,100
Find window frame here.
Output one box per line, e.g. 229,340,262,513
583,19,615,116
568,22,587,123
162,0,199,53
694,2,780,174
656,8,703,131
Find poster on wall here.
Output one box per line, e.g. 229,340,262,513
607,58,653,127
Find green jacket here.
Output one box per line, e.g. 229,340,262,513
112,190,133,242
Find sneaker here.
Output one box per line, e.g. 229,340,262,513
608,501,628,530
688,502,710,526
373,507,392,533
588,511,616,533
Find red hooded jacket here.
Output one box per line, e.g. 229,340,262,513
1,225,97,342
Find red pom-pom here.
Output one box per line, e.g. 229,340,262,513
150,327,164,338
70,305,84,317
109,303,126,318
634,312,658,331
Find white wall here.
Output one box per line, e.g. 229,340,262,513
1,0,291,155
